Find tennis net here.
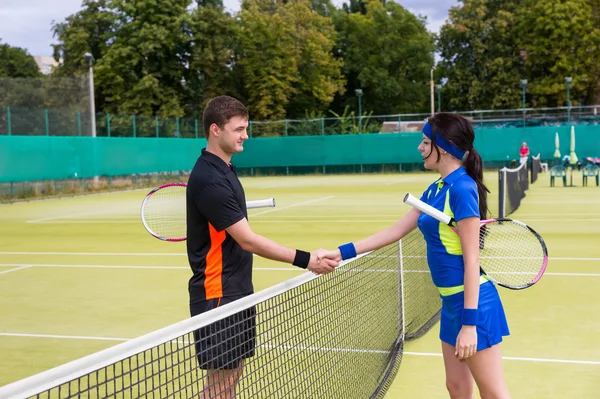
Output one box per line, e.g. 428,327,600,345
530,154,542,184
0,231,440,399
498,160,529,218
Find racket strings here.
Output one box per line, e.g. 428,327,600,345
143,186,186,240
479,221,546,288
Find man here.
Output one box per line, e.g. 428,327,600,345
186,95,337,398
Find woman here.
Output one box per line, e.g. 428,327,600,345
318,113,511,399
519,142,530,165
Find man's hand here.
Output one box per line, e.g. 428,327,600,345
314,248,342,264
308,249,338,275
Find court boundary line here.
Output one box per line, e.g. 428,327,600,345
250,195,335,216
0,264,598,277
0,332,597,366
2,252,599,261
0,264,301,272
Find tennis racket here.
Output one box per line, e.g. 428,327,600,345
141,183,275,242
403,193,548,290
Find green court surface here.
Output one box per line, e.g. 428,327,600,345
0,171,599,398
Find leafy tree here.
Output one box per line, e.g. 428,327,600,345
238,0,343,120
94,0,192,117
514,0,600,107
188,4,240,115
0,41,41,78
334,0,434,115
436,0,525,111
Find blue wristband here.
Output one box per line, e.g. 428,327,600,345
338,243,357,260
461,308,479,326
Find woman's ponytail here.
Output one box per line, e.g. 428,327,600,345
463,148,489,218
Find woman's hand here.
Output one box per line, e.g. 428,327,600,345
455,325,477,360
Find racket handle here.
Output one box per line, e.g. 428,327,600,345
247,198,276,209
403,193,452,225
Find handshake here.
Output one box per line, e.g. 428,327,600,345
307,248,342,275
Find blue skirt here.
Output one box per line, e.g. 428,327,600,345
439,281,510,351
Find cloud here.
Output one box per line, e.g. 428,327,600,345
0,0,82,55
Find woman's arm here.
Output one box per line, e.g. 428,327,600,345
455,216,481,359
458,216,481,311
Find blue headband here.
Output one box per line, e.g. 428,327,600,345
422,122,466,160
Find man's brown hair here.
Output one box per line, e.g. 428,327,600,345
202,96,248,138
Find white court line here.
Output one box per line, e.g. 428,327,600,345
0,266,32,275
26,206,138,224
0,333,597,366
0,264,301,272
0,333,129,342
404,352,600,366
0,264,598,276
0,251,186,256
2,252,599,262
250,196,334,216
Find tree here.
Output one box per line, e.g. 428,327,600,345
514,0,600,107
436,0,525,111
52,0,117,114
334,0,434,115
188,4,240,114
0,41,41,78
238,0,343,120
94,0,192,117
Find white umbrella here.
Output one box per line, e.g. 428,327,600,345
554,132,561,159
569,126,578,165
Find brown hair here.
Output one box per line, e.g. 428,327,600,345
202,96,248,138
427,113,490,218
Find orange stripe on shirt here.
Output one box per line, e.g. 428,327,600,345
205,223,226,300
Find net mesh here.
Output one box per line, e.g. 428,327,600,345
530,154,542,184
479,220,547,288
0,231,441,399
498,161,528,218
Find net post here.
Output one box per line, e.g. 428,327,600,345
155,116,159,138
132,115,136,138
77,112,82,136
6,106,11,136
498,168,506,218
106,113,111,137
44,109,49,136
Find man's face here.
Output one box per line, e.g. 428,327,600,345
215,116,249,155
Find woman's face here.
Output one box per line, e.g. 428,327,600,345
418,135,438,170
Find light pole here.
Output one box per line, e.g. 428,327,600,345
565,76,572,124
355,88,363,134
520,79,527,126
430,66,435,116
84,53,96,137
435,84,442,113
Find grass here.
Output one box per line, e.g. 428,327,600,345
0,170,599,398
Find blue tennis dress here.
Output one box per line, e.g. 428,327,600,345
417,167,510,351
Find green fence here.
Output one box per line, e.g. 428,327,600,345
1,124,599,184
2,106,600,138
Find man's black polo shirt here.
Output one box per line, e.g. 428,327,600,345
186,149,253,304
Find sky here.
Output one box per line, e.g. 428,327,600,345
0,0,458,56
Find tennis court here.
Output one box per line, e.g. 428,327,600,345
0,171,599,398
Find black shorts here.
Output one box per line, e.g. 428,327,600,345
190,295,256,370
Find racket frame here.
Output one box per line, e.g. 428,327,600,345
141,183,276,242
403,193,548,289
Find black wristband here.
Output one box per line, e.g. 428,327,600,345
293,249,311,269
